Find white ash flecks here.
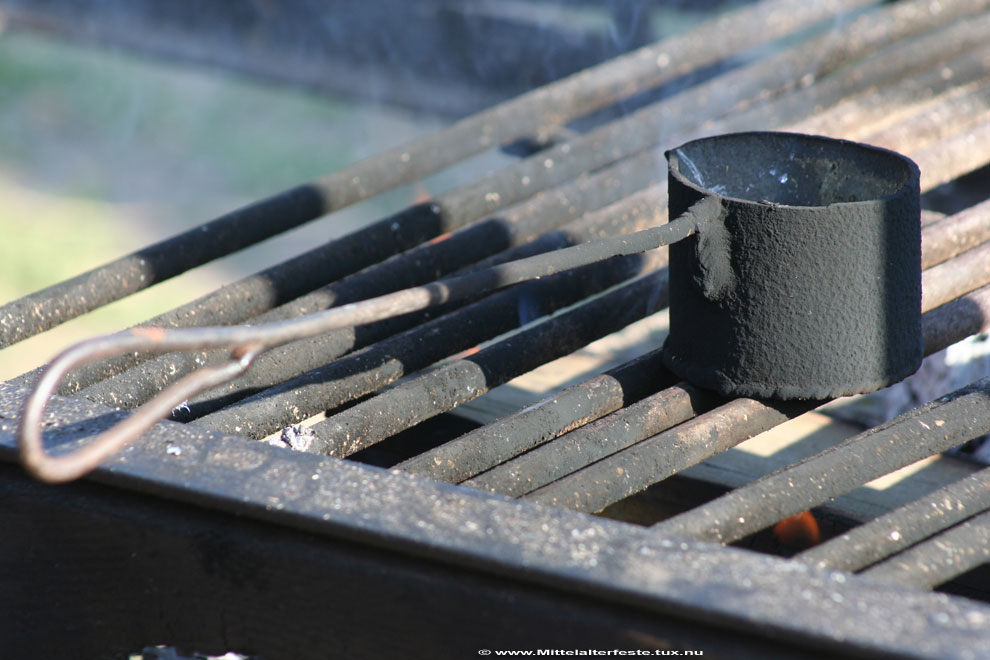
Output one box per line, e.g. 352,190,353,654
265,424,317,452
171,400,191,416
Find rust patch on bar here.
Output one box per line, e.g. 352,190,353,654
132,327,168,342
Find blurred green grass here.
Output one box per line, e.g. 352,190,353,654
0,30,356,197
0,30,445,380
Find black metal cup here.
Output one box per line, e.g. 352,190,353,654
663,131,922,400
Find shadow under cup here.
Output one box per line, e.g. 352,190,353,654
663,131,922,400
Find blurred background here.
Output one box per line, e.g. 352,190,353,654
0,0,731,380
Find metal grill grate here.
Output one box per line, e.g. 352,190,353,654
3,1,990,657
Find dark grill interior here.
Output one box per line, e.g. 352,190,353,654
2,1,990,658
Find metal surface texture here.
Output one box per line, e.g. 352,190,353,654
653,377,990,544
0,0,880,351
517,272,990,516
75,151,661,412
466,382,724,498
664,132,922,399
18,221,690,482
398,349,672,484
798,466,990,572
4,0,990,656
2,382,990,659
860,510,990,588
8,0,976,395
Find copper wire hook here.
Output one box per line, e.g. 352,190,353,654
18,333,264,483
16,216,701,483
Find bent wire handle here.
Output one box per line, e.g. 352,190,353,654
19,335,264,484
18,203,714,483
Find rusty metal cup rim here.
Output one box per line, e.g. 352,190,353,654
666,131,919,210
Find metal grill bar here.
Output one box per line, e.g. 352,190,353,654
797,466,990,572
922,285,990,356
402,179,990,498
652,378,990,545
464,383,724,498
912,118,990,191
397,350,670,484
7,201,444,391
922,241,990,310
689,13,990,143
75,150,662,411
526,396,819,512
13,0,970,399
859,510,990,588
19,126,658,395
192,186,669,437
306,267,672,458
188,251,660,435
0,186,326,351
863,77,990,154
1,0,863,351
787,46,990,139
520,276,990,514
123,3,990,444
922,198,990,267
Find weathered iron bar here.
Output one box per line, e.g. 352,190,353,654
20,201,721,483
748,13,990,139
565,0,987,187
911,119,990,191
398,0,974,277
739,34,990,181
431,201,990,496
523,278,990,514
8,201,444,392
191,185,670,437
921,198,990,268
14,127,661,394
923,284,990,356
11,0,967,396
189,252,666,437
0,185,325,352
787,45,990,140
797,466,990,572
922,241,990,311
864,75,990,155
524,397,818,512
101,2,990,418
396,349,672,483
465,383,725,497
391,0,967,256
304,268,673,458
921,210,948,227
652,378,990,545
77,150,662,411
1,0,857,350
859,510,990,588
